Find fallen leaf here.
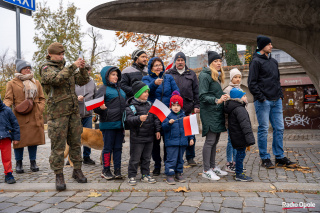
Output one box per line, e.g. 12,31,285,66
270,185,276,190
89,171,94,174
183,165,191,169
87,192,101,197
299,166,310,169
173,186,190,193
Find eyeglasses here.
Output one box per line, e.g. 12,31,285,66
153,65,163,68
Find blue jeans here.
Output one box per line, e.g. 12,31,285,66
81,116,92,158
235,147,246,175
165,146,187,176
14,145,37,161
226,130,237,163
254,99,284,160
101,129,124,170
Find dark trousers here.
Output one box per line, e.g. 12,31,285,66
165,146,186,176
185,138,196,160
81,116,92,158
235,147,246,175
14,145,37,161
128,142,153,178
152,137,166,169
101,129,124,170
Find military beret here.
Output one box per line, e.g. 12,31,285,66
47,42,65,55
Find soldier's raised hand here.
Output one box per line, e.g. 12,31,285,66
74,58,84,68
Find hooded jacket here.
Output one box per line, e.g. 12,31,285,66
75,78,97,118
248,51,284,102
94,66,126,130
162,110,195,147
142,57,179,107
125,97,161,143
166,65,200,115
224,99,255,149
199,67,226,136
0,98,20,141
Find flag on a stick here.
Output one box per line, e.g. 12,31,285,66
149,99,171,122
183,114,199,136
165,57,174,71
85,96,104,111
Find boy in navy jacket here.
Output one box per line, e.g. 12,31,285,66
0,98,20,184
162,91,195,185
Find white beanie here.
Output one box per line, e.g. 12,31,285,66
230,68,242,81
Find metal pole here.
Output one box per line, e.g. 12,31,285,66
16,6,21,59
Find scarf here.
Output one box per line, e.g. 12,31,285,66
15,72,38,100
177,67,185,75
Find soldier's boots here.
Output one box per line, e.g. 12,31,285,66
16,160,24,174
72,169,87,183
56,173,66,191
30,160,39,172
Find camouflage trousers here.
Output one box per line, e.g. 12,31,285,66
48,113,83,174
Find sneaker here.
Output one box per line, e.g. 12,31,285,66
212,166,228,176
128,177,137,186
83,157,95,165
235,173,253,182
202,170,220,180
114,168,122,179
166,175,176,185
261,159,275,169
101,168,114,180
141,175,156,184
175,173,186,183
187,158,197,166
225,164,235,173
275,157,297,168
152,168,160,176
5,172,16,184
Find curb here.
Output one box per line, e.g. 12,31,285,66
1,182,319,193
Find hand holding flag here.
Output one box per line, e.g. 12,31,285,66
85,96,104,111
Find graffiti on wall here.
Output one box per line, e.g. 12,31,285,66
284,114,310,127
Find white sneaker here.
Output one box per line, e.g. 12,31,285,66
212,166,228,176
202,170,220,180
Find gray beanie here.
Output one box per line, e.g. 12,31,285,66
131,49,146,61
15,59,31,73
229,68,242,81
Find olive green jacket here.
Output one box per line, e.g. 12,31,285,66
199,67,227,136
40,59,90,120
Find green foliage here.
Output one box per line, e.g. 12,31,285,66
32,1,83,72
224,43,242,66
0,49,15,99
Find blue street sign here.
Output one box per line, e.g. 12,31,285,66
3,0,35,11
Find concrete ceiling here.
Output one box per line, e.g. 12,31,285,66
87,0,320,92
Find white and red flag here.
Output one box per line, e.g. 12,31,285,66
149,99,171,122
85,96,104,111
165,57,174,71
183,114,199,136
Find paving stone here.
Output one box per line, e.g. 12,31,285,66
220,191,239,197
41,208,64,213
198,202,220,211
166,196,185,202
112,192,131,197
184,192,202,197
75,202,97,210
28,196,50,202
108,196,129,201
220,207,242,213
304,194,320,199
185,196,203,201
105,210,127,213
99,200,121,208
243,207,264,213
27,203,53,212
209,192,222,197
0,202,14,210
85,196,107,202
63,209,85,213
55,201,77,209
124,196,146,203
137,202,160,209
74,191,91,197
17,192,37,197
130,192,148,197
1,206,27,213
66,196,88,203
18,200,39,207
244,197,264,207
144,197,165,203
276,192,306,199
176,205,198,212
114,202,137,211
166,191,183,196
149,192,165,197
160,201,182,208
0,197,10,202
265,198,284,205
35,192,57,197
5,196,29,203
264,204,283,212
222,197,244,209
100,192,112,197
129,208,151,213
87,205,111,212
153,207,175,213
43,196,68,204
0,192,19,197
181,198,201,207
257,192,278,198
55,191,77,197
238,192,258,197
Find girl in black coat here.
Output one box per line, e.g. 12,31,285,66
224,88,255,182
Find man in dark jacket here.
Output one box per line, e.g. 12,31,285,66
166,52,200,166
248,35,296,169
121,50,148,98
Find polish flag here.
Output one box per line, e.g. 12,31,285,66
85,96,104,111
183,114,199,136
165,57,174,71
149,99,171,122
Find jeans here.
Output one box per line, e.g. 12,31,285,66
81,116,92,158
226,130,237,163
235,147,246,175
165,146,187,176
14,145,37,161
101,129,124,170
254,99,284,160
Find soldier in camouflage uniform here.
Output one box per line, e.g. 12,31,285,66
40,42,89,191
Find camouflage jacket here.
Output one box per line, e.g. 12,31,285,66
40,59,90,120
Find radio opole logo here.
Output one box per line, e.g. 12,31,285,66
282,202,315,210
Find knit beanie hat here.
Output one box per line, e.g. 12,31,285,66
15,59,31,73
170,90,183,108
229,68,242,81
174,52,186,62
132,79,150,98
47,42,65,54
230,88,246,99
208,51,222,66
257,35,271,51
132,49,146,61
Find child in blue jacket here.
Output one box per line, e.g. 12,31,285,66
0,97,20,184
162,91,195,185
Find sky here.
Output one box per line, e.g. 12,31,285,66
0,0,245,65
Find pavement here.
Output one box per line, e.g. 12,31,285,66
0,129,319,212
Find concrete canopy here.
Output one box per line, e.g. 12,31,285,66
87,0,320,92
